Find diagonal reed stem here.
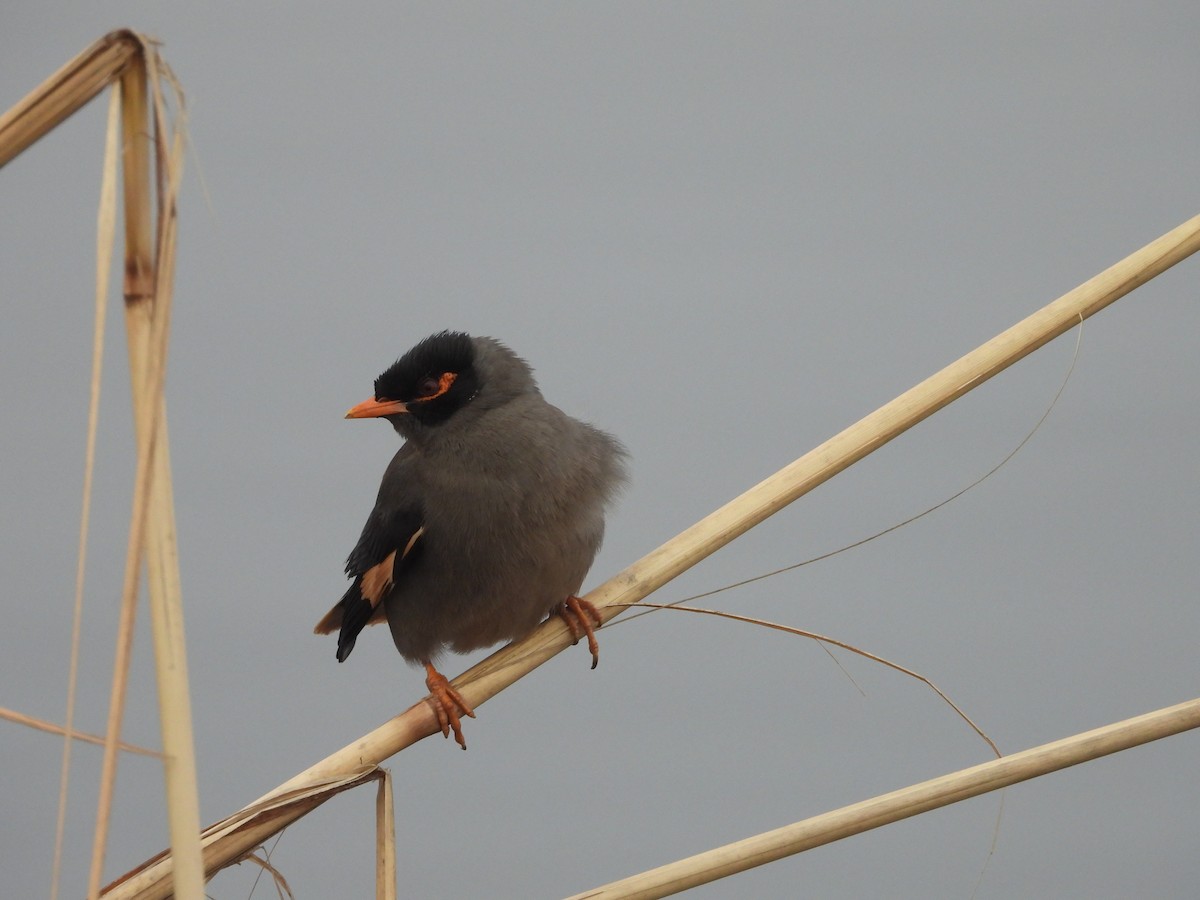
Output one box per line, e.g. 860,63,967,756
566,697,1200,899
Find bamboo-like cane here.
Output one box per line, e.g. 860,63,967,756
103,214,1200,898
567,698,1200,899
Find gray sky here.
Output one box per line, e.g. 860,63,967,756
3,3,1198,898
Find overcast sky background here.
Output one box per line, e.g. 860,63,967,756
2,4,1198,898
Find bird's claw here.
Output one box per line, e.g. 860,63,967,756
424,663,475,750
558,595,602,669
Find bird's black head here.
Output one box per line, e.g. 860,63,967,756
346,331,538,436
366,330,481,428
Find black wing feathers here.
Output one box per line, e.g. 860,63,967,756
332,504,424,662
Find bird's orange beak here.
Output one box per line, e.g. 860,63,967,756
345,397,410,419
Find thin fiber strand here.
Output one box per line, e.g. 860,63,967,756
626,602,998,755
616,316,1086,624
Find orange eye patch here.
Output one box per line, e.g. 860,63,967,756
411,371,457,402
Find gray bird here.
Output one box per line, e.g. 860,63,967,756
315,331,628,748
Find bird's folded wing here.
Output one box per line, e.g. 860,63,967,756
314,504,425,663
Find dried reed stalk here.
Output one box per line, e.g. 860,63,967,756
129,46,205,900
567,697,1200,898
51,84,122,900
85,58,154,899
375,771,397,900
0,31,142,166
95,36,204,900
1,29,204,900
104,214,1200,898
0,707,160,758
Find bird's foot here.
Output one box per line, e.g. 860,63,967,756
423,661,475,750
557,595,602,669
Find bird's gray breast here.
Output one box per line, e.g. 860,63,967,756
384,400,613,660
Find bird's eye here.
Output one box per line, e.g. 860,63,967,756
414,376,443,399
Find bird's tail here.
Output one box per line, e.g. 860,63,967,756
313,579,375,662
314,551,396,661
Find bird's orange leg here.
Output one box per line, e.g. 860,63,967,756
557,595,603,669
424,660,475,750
